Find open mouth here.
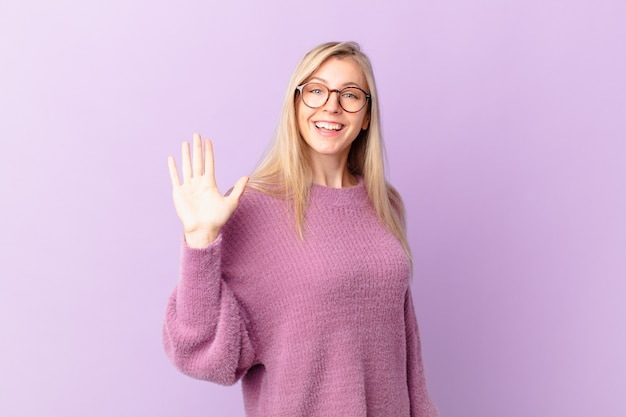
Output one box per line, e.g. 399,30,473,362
314,121,344,132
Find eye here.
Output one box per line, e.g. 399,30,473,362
342,88,362,100
305,83,326,95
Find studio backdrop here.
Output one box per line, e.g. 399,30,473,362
1,0,624,416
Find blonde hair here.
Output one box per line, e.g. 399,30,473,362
249,41,411,261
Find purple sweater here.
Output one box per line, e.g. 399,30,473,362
163,180,438,416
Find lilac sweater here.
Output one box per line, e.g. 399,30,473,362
163,180,438,416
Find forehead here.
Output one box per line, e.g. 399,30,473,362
307,57,367,88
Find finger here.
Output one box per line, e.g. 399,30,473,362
167,156,181,187
227,176,249,204
181,141,191,181
192,133,203,177
204,139,217,187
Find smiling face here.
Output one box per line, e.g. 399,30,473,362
296,57,370,168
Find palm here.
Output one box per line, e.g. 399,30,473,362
168,133,248,247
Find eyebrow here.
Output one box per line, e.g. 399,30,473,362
307,77,364,89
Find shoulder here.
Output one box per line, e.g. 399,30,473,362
238,185,284,210
221,185,294,257
226,185,288,230
386,183,405,210
386,183,407,224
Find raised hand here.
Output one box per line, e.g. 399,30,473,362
168,133,248,248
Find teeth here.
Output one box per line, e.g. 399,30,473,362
315,121,342,131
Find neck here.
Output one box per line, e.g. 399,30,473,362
309,154,357,188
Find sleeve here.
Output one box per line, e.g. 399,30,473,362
162,234,256,386
405,289,439,417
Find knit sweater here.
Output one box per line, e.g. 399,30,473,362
163,179,438,416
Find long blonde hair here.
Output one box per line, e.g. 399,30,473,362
249,41,411,260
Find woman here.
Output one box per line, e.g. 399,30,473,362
164,41,438,416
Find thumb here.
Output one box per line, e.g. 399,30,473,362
228,176,249,204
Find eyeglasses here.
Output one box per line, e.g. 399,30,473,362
295,82,371,113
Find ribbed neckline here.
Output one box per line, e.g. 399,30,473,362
309,176,368,207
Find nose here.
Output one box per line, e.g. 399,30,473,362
323,89,342,113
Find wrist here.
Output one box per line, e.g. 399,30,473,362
184,229,219,249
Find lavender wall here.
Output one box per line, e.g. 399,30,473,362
1,1,624,416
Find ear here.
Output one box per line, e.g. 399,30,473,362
361,114,370,130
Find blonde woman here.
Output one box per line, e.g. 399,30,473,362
164,41,438,416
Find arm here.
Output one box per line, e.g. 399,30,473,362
405,289,439,417
163,236,255,385
163,133,253,384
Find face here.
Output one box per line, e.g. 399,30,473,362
296,57,370,165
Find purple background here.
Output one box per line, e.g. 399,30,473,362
1,0,624,416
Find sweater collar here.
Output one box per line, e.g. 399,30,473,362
309,176,368,207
